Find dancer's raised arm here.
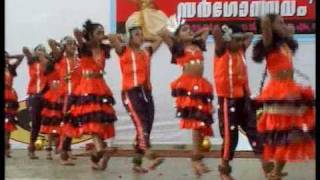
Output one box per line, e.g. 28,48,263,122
212,25,226,57
48,39,63,61
73,28,85,50
22,47,34,64
158,28,174,49
108,34,125,55
261,16,273,48
194,27,210,42
242,32,254,51
144,34,163,54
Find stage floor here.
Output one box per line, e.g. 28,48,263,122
5,150,315,180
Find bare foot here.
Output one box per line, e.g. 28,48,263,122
218,165,234,180
54,149,60,155
68,152,77,160
148,157,164,170
132,166,148,174
60,159,75,166
99,153,111,170
5,150,12,158
263,162,288,178
220,174,234,180
192,161,203,177
267,173,283,180
6,154,12,158
46,155,53,160
91,163,101,170
199,161,211,174
28,152,39,160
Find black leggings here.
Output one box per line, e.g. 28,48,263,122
62,137,72,151
27,94,43,144
218,97,263,161
122,87,155,154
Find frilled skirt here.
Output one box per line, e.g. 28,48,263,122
255,80,315,161
171,74,214,136
5,87,19,132
60,78,117,140
40,88,63,134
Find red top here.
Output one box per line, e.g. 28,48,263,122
175,48,204,66
46,68,61,91
266,44,293,75
93,51,107,71
27,62,47,95
119,47,152,91
56,57,81,95
73,56,113,96
214,49,249,98
256,44,314,101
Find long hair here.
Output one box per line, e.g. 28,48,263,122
44,53,58,75
83,20,103,42
253,14,298,63
171,24,206,64
6,64,17,77
79,19,111,58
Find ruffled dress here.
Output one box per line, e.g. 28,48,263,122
40,67,63,134
171,48,214,136
5,66,19,132
61,53,117,140
256,44,315,161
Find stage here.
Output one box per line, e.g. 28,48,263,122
5,148,315,180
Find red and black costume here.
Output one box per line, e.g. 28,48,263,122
170,40,214,137
27,57,47,151
56,55,81,152
40,62,63,135
214,48,264,161
61,46,117,140
117,46,154,154
5,64,19,132
253,41,315,161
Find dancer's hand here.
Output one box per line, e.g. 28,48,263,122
48,39,59,47
107,34,124,55
22,47,34,63
22,47,32,56
48,39,62,60
212,25,227,57
158,27,174,48
74,28,83,39
74,28,85,48
194,26,210,42
212,25,221,36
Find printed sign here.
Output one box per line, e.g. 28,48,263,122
116,0,315,34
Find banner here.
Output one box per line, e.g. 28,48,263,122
116,0,315,34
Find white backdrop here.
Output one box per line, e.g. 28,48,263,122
5,0,315,149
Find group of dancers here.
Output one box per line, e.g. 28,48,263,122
5,13,315,180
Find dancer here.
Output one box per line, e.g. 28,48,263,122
39,42,64,161
108,20,164,173
5,52,24,158
23,45,49,159
48,37,79,165
159,20,214,176
212,24,275,180
253,14,315,180
61,20,117,170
